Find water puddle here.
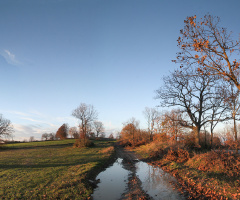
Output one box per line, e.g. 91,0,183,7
136,161,184,200
92,157,185,200
92,158,129,200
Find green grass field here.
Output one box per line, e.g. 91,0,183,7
0,139,115,199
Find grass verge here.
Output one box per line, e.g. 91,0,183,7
0,139,115,200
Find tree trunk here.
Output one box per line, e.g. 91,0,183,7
233,116,238,154
210,132,213,149
149,131,153,141
194,126,201,148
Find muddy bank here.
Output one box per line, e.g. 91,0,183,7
92,145,185,200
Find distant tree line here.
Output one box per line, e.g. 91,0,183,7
37,103,108,147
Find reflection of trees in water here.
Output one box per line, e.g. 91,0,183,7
136,162,175,192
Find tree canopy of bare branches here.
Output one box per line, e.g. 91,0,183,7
0,114,13,139
69,127,79,139
143,107,159,141
72,103,98,141
156,68,223,147
174,15,240,90
93,121,104,138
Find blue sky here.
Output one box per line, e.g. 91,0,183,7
1,0,240,140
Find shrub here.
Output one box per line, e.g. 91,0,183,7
149,147,165,160
73,139,95,148
225,139,240,151
183,134,196,150
176,148,190,163
164,148,190,163
186,150,240,176
153,133,169,143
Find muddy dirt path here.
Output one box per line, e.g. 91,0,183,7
92,145,185,200
114,145,152,200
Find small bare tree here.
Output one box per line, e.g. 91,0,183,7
72,103,98,142
41,133,48,141
0,114,13,140
93,121,104,138
48,133,55,140
69,127,79,139
29,136,35,142
143,107,159,141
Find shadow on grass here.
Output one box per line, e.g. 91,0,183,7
0,153,103,169
206,171,240,183
1,143,74,151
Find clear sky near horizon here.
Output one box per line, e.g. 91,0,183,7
1,0,240,140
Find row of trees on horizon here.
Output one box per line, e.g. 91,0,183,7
39,119,111,142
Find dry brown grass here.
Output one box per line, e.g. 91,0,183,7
186,150,240,176
100,146,114,154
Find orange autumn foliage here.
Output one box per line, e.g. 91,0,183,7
186,151,240,176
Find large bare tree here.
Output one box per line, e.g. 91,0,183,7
0,114,13,140
156,68,221,147
72,103,98,142
174,15,240,90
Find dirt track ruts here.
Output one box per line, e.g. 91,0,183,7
114,145,153,200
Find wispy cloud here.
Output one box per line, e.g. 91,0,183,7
29,110,47,118
20,117,46,123
5,50,15,61
13,124,58,141
1,49,21,66
7,111,30,117
7,110,77,140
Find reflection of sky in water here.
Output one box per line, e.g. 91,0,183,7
92,158,129,200
136,161,184,200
